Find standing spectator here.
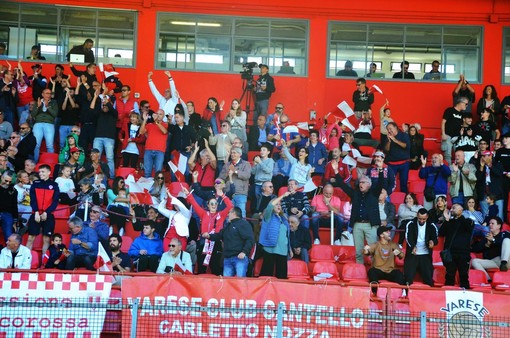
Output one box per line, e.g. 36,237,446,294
29,64,47,102
477,85,501,124
272,149,292,193
0,171,18,243
408,125,427,170
333,160,384,264
79,148,110,182
128,221,163,273
66,39,95,63
58,84,80,150
156,238,193,274
439,204,474,289
471,217,510,280
65,216,98,271
166,105,197,162
202,207,255,277
281,144,313,187
16,123,35,164
119,112,145,168
475,108,499,144
268,114,301,152
397,193,423,245
0,234,31,269
254,63,276,123
184,187,233,275
495,133,510,219
289,215,312,263
364,226,405,293
202,97,223,135
140,109,168,178
251,143,275,200
500,94,510,135
384,122,411,193
0,69,18,126
453,74,475,113
14,63,33,125
249,115,270,151
449,150,477,206
114,85,139,146
307,130,328,176
14,170,31,224
186,101,201,132
219,147,251,217
148,71,187,124
419,153,451,210
352,78,374,119
31,88,57,162
157,190,191,251
403,208,438,286
392,61,415,79
365,151,396,196
209,120,236,174
187,140,217,189
226,99,247,150
427,196,450,228
259,192,291,279
475,151,505,220
451,113,478,164
310,183,342,245
251,181,276,236
90,92,117,178
25,165,59,256
379,100,394,145
442,98,468,165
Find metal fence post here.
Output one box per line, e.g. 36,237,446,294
420,311,427,338
276,302,284,338
330,210,334,245
130,298,139,338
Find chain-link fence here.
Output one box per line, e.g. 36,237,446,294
1,297,509,337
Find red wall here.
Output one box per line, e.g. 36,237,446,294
15,0,510,137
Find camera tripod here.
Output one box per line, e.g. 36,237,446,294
240,77,256,124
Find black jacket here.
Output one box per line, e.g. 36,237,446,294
0,184,19,220
167,124,197,154
439,215,474,255
66,45,95,64
209,218,255,258
472,231,510,260
248,125,270,151
335,170,384,227
290,225,312,250
404,219,439,255
17,132,36,162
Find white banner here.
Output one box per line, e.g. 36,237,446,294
0,272,113,338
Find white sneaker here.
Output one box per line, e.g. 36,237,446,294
109,226,113,236
314,239,320,245
334,239,341,246
119,228,125,237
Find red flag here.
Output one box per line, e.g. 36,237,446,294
93,242,112,272
168,151,188,182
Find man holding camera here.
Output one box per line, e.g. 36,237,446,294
254,64,275,124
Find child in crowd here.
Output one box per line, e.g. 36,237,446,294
107,187,130,236
42,233,69,269
482,194,499,228
55,165,76,205
92,173,106,205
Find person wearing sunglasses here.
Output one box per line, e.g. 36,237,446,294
183,186,233,275
0,170,18,243
156,238,192,275
208,120,236,175
84,206,110,254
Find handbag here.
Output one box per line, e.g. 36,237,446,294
424,170,441,202
440,222,459,266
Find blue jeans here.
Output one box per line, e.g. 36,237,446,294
232,194,248,217
144,150,165,178
33,122,55,162
292,248,309,263
223,256,249,277
451,192,465,207
310,212,342,240
93,137,115,178
254,99,269,123
0,212,14,243
388,161,409,194
59,125,74,149
16,105,30,125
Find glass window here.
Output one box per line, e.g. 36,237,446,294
0,3,136,67
328,22,482,82
157,13,308,75
503,28,510,83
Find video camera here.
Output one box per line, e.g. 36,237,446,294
240,62,258,81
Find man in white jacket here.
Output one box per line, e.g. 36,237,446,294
147,70,188,124
0,233,32,269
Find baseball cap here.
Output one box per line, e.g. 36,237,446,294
374,151,385,158
70,147,81,153
377,226,392,237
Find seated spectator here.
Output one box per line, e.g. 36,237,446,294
324,147,356,189
74,178,100,219
84,205,110,253
364,226,405,294
272,148,292,193
250,181,276,238
0,234,32,269
307,130,328,176
131,205,168,239
65,216,98,271
149,171,166,205
190,173,234,211
471,216,510,281
353,111,379,148
482,194,499,227
42,233,68,270
463,197,484,232
156,238,193,274
427,196,449,228
419,153,451,210
310,183,342,245
108,234,131,274
366,151,396,196
59,134,85,165
397,193,423,245
6,140,23,173
119,112,145,168
80,148,110,182
289,215,312,263
378,189,396,240
248,115,270,151
107,176,130,236
15,124,36,165
449,149,477,207
281,143,313,187
128,220,163,273
188,139,217,189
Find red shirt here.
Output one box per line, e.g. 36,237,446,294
193,163,216,187
145,122,168,152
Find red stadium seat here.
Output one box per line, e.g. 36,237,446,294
115,167,136,179
408,180,426,194
415,193,424,206
407,170,421,183
390,192,406,205
492,272,510,291
433,267,446,287
248,151,259,163
358,145,376,157
309,245,335,262
31,250,40,269
287,259,311,280
312,261,339,281
278,186,288,196
336,246,356,263
38,152,59,165
342,262,368,282
61,233,71,247
120,236,133,253
469,269,491,289
54,204,71,219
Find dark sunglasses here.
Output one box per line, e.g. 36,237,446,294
169,244,177,247
91,210,100,213
214,180,223,185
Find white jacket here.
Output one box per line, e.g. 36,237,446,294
0,245,32,269
157,196,191,237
